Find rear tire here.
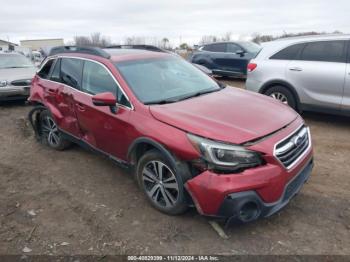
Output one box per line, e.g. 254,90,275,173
136,149,188,215
264,85,297,110
39,110,71,150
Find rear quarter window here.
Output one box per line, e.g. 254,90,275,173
270,43,305,60
298,41,346,63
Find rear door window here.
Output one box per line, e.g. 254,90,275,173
61,58,83,89
227,43,241,53
50,59,61,82
204,43,227,52
270,43,305,60
299,41,346,63
38,59,54,79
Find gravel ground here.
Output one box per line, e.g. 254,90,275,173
0,79,349,256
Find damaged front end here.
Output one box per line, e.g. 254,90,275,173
183,119,313,226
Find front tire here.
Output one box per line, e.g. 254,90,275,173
39,110,71,150
136,150,188,215
264,85,297,110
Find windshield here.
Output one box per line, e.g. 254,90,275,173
237,42,262,53
0,54,34,69
115,57,221,104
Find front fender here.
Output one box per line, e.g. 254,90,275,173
127,137,176,166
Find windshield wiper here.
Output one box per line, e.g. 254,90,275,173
174,88,221,102
217,81,227,89
144,99,178,105
144,86,223,105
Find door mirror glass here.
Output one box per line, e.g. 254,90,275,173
92,92,117,106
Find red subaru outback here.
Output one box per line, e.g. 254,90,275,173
28,46,313,224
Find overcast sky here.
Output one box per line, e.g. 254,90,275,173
1,0,349,46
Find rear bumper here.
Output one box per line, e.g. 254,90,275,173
245,77,263,93
217,158,313,223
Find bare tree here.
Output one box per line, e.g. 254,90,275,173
199,35,218,45
251,30,343,44
124,36,146,45
73,32,111,47
251,33,274,44
73,36,91,46
222,32,232,41
90,32,103,46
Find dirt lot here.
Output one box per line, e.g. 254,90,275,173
0,79,349,256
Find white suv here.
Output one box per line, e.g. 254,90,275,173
246,35,350,116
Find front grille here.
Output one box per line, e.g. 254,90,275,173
275,126,310,169
11,79,32,87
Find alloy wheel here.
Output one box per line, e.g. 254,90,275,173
41,116,60,146
142,161,179,208
270,92,288,104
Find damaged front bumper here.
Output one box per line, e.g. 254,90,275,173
185,153,313,224
217,159,313,224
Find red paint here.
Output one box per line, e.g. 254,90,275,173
150,87,298,144
92,92,117,106
186,117,313,215
29,51,313,218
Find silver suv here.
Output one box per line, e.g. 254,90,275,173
246,35,350,116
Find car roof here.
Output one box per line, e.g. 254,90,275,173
203,41,245,45
255,34,350,60
105,48,171,62
48,48,172,63
273,34,350,43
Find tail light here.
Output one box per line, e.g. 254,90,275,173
247,63,257,72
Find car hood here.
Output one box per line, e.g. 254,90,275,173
0,67,37,82
149,87,298,144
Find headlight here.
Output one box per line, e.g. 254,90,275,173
0,80,8,87
187,133,263,172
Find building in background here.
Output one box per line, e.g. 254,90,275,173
0,39,18,51
20,38,64,51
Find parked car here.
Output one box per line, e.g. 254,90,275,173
28,46,313,224
32,50,44,66
0,52,36,101
189,41,261,78
106,44,213,76
246,35,350,116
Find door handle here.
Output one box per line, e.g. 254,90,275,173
289,67,303,72
47,88,57,93
75,103,85,111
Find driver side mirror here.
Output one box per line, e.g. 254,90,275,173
92,92,118,113
236,50,246,57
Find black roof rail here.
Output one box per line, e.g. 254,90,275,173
105,44,167,53
48,46,111,59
